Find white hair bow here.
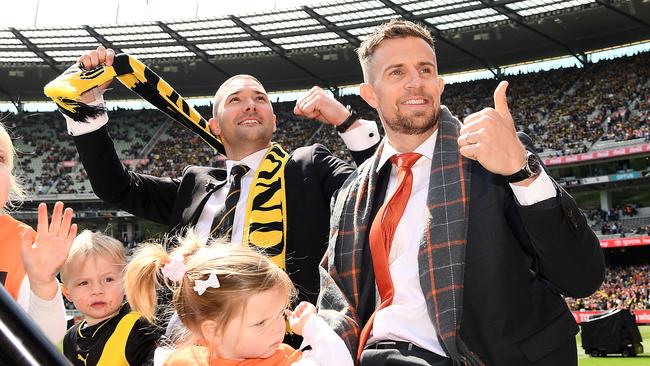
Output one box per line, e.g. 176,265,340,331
193,273,220,295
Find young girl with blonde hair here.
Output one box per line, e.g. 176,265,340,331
125,232,353,366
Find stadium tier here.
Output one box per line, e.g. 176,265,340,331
2,51,647,198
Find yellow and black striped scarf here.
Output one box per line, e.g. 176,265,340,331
44,53,224,155
44,54,289,268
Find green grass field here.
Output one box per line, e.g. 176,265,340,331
577,325,649,365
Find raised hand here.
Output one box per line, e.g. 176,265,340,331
457,81,527,177
285,301,317,336
294,86,356,128
20,202,78,300
77,45,116,103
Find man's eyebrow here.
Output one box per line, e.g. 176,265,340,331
383,61,436,72
383,62,404,72
226,90,267,98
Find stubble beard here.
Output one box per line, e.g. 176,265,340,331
384,107,440,136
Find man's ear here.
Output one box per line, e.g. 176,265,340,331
360,83,378,109
209,117,221,136
200,319,223,347
272,114,277,133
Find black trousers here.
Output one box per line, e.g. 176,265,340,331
360,343,452,366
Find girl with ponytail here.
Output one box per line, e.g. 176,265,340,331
125,231,353,366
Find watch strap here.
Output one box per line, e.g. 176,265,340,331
504,151,540,183
336,109,359,133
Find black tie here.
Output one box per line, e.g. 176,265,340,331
210,164,250,240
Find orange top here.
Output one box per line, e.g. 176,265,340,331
164,344,303,366
0,214,33,300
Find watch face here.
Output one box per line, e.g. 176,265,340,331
527,153,542,175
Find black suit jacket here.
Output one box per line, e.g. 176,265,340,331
74,125,375,305
349,159,604,365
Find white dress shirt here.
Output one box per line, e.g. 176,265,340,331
195,149,266,244
368,131,557,357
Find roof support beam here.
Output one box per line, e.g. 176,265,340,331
84,26,123,54
157,21,231,78
595,0,649,28
479,0,585,65
9,28,61,73
377,0,500,77
0,85,21,112
302,6,361,48
230,15,336,92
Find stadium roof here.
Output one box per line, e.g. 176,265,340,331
0,0,648,104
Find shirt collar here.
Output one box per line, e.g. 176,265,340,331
225,146,269,177
376,129,438,173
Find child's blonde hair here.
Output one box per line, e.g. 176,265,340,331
60,230,126,282
124,230,296,337
0,122,25,211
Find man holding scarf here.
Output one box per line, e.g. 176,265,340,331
317,20,604,366
62,46,380,312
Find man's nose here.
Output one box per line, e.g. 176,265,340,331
243,98,257,111
405,70,423,89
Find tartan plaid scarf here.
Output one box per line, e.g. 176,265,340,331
330,106,483,365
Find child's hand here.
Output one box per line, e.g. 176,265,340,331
286,301,317,336
20,202,77,300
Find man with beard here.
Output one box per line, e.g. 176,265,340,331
62,47,380,321
317,20,604,366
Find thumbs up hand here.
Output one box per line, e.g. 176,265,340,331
457,81,526,176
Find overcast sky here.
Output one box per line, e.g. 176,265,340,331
1,0,324,27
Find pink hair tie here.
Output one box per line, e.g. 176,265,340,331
162,254,186,282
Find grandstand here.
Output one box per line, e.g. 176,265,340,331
1,0,649,339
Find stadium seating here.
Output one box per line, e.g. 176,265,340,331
2,51,647,197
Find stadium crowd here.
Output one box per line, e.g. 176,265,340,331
566,264,650,311
0,51,646,197
582,204,650,237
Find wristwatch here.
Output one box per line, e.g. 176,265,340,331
503,151,542,183
336,108,359,133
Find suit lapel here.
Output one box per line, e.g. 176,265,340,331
181,168,227,226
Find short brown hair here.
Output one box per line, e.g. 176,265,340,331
357,20,435,81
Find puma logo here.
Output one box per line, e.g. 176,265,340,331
77,354,88,366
